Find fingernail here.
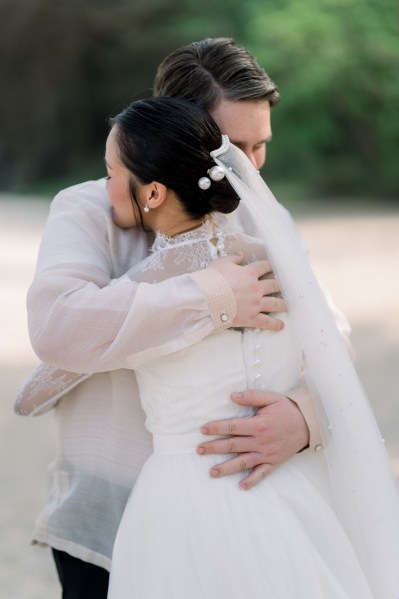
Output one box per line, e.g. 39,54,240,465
239,482,248,490
210,468,220,477
232,392,244,401
197,446,205,455
201,426,209,434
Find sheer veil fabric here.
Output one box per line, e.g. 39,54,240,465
211,136,399,598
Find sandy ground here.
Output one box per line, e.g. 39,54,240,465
0,194,398,598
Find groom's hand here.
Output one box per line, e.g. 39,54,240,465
209,254,287,331
197,390,309,489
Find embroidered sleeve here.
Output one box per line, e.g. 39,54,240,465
14,363,89,416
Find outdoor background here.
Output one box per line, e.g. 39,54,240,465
0,0,398,597
1,0,398,198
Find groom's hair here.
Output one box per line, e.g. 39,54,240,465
153,37,280,111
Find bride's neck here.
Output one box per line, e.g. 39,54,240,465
161,218,207,238
151,206,208,238
146,192,208,238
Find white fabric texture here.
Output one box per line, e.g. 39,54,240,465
25,180,231,569
32,370,151,570
108,219,374,598
210,138,399,597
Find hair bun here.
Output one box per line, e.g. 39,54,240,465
206,180,240,214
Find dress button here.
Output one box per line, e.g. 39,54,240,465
220,312,229,323
314,444,323,452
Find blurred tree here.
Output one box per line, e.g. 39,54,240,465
0,0,246,190
1,0,95,186
245,0,399,197
0,0,397,198
0,0,185,187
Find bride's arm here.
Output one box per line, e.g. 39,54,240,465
14,364,90,416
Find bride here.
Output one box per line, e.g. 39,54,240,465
104,97,399,598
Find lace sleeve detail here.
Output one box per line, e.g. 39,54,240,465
124,220,269,285
14,364,90,417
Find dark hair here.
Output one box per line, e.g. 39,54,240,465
153,37,280,112
110,97,240,223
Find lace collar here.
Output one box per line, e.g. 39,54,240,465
151,219,215,252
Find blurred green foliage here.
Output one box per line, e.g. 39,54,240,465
0,0,398,198
246,0,399,197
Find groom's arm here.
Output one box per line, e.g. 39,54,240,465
19,256,284,415
28,184,284,374
22,181,287,413
197,294,353,488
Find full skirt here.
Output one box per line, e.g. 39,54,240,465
108,443,374,598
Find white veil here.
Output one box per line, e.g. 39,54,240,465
211,136,399,598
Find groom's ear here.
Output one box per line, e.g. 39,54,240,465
146,182,167,209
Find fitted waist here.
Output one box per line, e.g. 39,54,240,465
153,432,225,455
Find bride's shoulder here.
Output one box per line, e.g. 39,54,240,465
225,231,268,262
212,214,266,257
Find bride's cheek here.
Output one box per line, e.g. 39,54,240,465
112,200,136,229
112,207,130,229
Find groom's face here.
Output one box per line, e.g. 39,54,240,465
210,99,272,170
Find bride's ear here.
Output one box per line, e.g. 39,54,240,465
146,182,167,210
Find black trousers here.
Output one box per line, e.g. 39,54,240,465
52,549,109,599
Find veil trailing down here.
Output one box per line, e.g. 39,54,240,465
211,136,399,598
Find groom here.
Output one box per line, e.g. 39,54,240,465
25,38,344,598
152,38,326,484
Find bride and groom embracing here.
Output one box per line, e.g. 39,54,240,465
17,39,399,598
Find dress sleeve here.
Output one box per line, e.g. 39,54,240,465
27,183,236,374
14,363,90,416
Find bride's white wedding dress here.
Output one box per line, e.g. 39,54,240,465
107,219,374,598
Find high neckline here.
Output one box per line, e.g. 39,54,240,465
152,219,215,252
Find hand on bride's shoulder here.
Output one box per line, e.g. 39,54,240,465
209,253,286,332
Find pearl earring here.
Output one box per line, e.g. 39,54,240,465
143,204,150,213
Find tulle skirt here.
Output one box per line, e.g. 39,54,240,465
108,435,374,598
